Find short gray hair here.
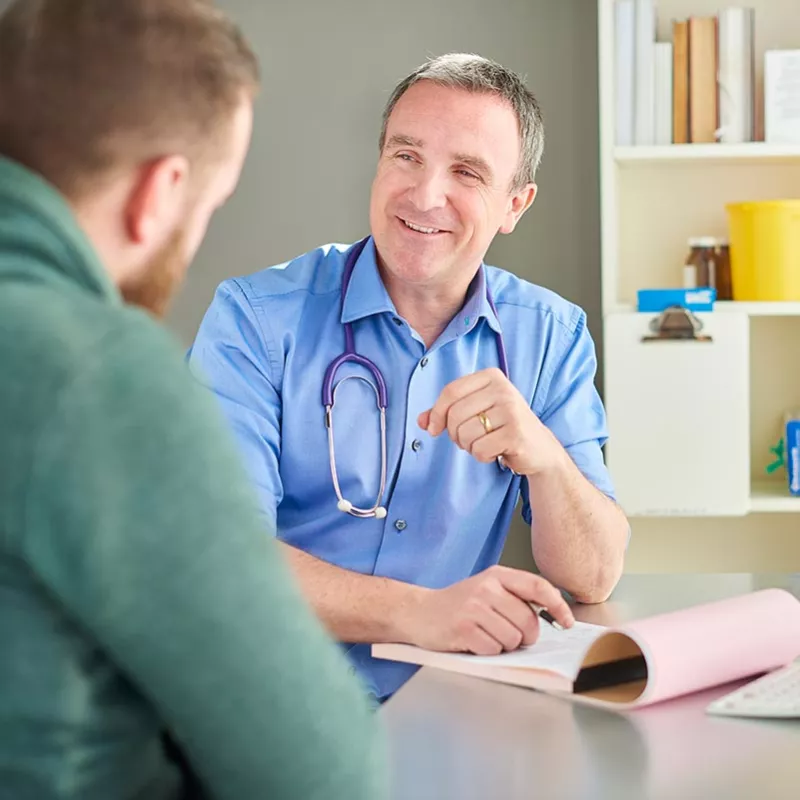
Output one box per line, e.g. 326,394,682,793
379,53,544,192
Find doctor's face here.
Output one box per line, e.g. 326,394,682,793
369,81,536,290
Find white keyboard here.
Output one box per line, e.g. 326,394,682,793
706,661,800,719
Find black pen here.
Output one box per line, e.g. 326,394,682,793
530,603,564,631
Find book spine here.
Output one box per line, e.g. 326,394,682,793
634,0,656,145
615,0,636,146
718,7,755,143
688,16,719,143
764,49,800,144
672,20,689,144
654,42,673,146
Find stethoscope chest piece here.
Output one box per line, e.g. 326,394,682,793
325,374,388,519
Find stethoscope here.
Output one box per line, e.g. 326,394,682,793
323,237,512,519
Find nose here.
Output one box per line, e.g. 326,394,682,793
408,166,447,213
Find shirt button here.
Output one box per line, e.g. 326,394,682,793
411,439,422,452
420,356,429,368
394,519,407,531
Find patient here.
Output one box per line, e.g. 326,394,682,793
0,1,384,799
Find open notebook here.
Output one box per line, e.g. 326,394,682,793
373,588,800,709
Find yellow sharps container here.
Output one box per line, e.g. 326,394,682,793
726,200,800,301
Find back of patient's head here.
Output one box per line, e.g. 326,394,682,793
0,0,260,203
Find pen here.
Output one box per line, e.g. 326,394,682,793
530,603,564,631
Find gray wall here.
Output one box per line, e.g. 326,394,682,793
168,0,601,571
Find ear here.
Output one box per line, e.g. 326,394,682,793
124,155,191,246
498,183,537,235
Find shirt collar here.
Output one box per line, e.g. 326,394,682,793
340,236,502,335
461,265,503,335
340,237,397,324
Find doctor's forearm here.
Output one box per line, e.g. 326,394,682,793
526,451,627,604
279,543,426,644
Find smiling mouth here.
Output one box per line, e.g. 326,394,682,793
400,218,445,235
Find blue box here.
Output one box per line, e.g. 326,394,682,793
786,419,800,496
637,288,716,313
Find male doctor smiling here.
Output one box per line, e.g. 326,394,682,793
189,53,629,702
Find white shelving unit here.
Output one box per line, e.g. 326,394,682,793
749,481,800,513
597,1,800,563
610,301,800,316
616,143,800,165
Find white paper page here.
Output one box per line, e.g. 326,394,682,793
452,621,606,677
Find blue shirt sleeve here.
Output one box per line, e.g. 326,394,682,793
188,280,283,525
521,310,616,526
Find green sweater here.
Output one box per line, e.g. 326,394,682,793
0,156,386,800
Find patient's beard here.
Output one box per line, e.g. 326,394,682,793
120,225,188,319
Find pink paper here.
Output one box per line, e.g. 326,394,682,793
619,588,800,706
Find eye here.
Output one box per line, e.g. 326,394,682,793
395,152,416,162
456,169,481,181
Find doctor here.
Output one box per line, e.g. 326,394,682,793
189,53,629,701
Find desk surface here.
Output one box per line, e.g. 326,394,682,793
382,573,800,800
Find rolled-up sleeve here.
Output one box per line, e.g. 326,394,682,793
521,310,616,525
188,280,283,524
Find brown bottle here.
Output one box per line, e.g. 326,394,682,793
684,237,732,300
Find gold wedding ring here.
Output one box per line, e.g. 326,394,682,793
477,411,493,434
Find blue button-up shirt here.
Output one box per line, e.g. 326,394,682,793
188,236,616,699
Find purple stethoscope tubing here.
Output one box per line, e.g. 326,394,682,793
323,238,513,519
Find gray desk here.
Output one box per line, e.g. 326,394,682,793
383,573,800,800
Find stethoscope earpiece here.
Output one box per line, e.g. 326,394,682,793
337,499,354,513
374,507,387,519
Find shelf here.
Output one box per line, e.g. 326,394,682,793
615,143,800,165
607,302,800,317
715,302,800,316
749,481,800,513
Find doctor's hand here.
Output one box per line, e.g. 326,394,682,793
404,566,574,655
417,368,565,477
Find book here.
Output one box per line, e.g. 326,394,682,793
672,20,689,143
654,42,673,146
634,0,656,145
717,7,755,143
372,589,800,710
688,16,719,143
614,0,635,146
765,50,800,144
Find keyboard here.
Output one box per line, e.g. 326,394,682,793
706,661,800,719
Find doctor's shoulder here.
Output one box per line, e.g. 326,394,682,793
223,242,351,305
195,242,351,350
484,264,588,341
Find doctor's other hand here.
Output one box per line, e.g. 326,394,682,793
403,566,574,655
417,368,565,477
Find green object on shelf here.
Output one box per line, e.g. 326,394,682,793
766,438,785,474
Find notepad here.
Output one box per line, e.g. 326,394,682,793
373,589,800,710
443,620,604,673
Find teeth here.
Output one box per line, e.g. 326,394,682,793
404,220,440,234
